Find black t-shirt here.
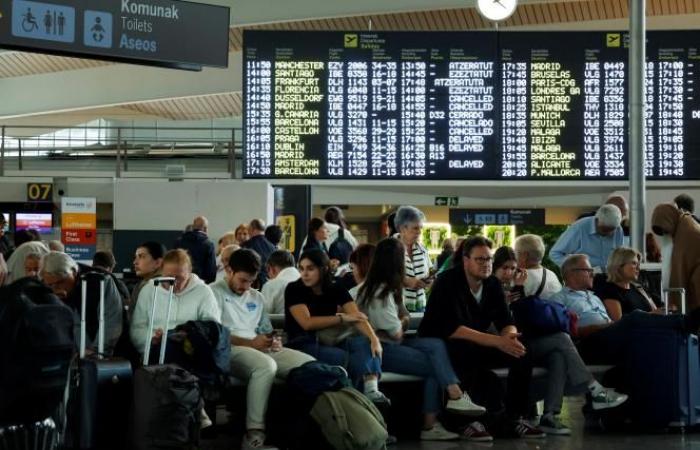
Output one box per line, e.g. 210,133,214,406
284,279,353,340
595,281,654,316
418,267,514,340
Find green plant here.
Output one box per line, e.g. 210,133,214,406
421,225,449,252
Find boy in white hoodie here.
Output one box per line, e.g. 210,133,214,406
209,249,313,450
130,249,221,356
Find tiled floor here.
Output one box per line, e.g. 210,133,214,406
202,397,700,450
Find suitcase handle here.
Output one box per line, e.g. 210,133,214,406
663,287,686,315
80,272,108,359
143,277,176,366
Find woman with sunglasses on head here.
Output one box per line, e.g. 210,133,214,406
352,238,486,441
493,246,627,436
284,248,389,405
595,247,659,321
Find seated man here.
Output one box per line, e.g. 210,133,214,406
40,251,123,356
261,250,300,314
210,249,313,450
514,234,562,300
550,254,700,364
550,204,624,273
130,249,220,358
131,241,166,310
418,236,545,440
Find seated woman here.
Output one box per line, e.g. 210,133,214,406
595,247,658,321
493,246,628,436
284,248,389,404
352,237,487,441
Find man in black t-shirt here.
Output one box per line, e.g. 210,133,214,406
419,236,545,440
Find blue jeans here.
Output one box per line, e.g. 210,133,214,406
288,334,382,389
382,337,460,414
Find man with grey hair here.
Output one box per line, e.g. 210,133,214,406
549,204,624,273
514,234,562,300
174,215,217,284
40,251,123,356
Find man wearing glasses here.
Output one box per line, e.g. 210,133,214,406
550,254,700,365
419,236,546,441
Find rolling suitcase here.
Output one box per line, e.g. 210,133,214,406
69,272,133,450
131,277,203,450
623,288,700,428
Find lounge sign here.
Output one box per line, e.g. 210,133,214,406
0,0,229,70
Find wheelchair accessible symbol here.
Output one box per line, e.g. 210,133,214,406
11,0,75,43
84,10,112,48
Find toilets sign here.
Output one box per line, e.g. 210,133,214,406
0,0,229,70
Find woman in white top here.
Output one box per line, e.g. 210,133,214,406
353,238,486,441
514,234,562,300
394,206,433,312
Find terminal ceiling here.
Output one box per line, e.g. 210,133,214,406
1,0,699,125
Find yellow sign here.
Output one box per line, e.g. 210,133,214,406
344,34,358,48
276,215,296,252
62,212,96,230
606,33,621,47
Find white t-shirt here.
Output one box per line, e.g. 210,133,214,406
523,267,563,300
350,283,402,338
261,266,301,314
210,278,267,340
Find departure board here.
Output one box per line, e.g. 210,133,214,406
243,30,700,180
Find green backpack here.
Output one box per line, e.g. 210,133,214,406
310,387,388,450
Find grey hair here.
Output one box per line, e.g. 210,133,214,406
561,254,589,281
24,252,43,262
40,251,79,279
514,234,545,264
47,240,65,252
394,206,426,230
595,204,622,228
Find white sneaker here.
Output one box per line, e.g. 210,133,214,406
420,422,459,441
365,389,392,406
199,408,213,429
241,431,279,450
446,392,487,416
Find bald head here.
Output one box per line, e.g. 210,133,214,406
193,216,209,232
606,195,628,219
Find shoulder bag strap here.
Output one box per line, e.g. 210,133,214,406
534,267,547,298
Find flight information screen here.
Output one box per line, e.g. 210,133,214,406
243,30,700,180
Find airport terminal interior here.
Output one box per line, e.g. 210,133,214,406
2,0,700,449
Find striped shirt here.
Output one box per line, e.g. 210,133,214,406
402,241,432,309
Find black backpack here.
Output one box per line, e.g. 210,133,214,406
287,361,351,398
328,229,354,265
0,278,75,424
